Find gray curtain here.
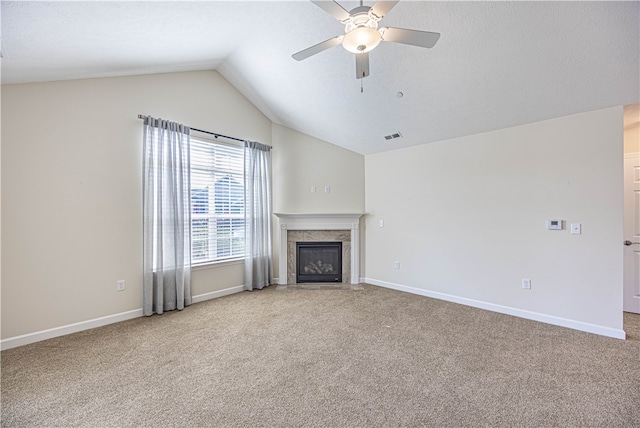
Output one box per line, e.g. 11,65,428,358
142,116,192,315
244,141,273,290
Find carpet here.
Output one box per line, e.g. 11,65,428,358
2,284,639,427
276,282,364,291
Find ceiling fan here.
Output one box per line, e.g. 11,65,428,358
292,0,440,80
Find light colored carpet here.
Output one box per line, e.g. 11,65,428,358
276,282,364,291
2,284,639,427
623,311,640,342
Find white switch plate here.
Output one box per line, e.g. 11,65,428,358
117,280,126,291
324,186,330,193
379,220,384,228
521,278,531,289
394,261,400,269
570,223,581,235
310,186,316,193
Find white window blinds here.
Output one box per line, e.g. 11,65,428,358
190,137,245,264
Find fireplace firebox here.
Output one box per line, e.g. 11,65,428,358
296,241,342,283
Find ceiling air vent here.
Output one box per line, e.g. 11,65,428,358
384,132,403,141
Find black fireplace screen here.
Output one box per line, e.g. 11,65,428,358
296,241,342,283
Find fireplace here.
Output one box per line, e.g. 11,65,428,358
274,213,364,285
296,241,343,283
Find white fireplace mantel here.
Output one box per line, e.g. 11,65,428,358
274,213,364,285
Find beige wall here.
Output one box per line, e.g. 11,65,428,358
364,107,624,332
271,123,365,280
1,71,365,341
2,68,623,341
271,123,364,214
0,70,271,339
624,124,639,154
0,85,3,340
2,71,271,339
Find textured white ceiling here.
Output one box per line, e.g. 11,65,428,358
2,1,639,155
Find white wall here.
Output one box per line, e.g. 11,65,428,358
271,123,365,280
364,107,624,337
1,70,273,340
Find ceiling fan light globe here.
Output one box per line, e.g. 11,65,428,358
342,26,382,54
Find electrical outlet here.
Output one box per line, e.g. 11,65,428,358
117,280,126,291
394,261,400,269
521,278,531,290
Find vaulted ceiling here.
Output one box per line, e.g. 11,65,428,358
2,1,639,154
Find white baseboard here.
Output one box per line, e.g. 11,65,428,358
192,285,244,303
0,308,143,351
1,285,246,351
363,278,626,340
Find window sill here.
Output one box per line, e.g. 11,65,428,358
191,258,245,271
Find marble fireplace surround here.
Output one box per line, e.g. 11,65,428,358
274,213,364,285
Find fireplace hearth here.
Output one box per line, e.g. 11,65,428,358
296,241,342,283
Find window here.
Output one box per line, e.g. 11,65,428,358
190,137,244,264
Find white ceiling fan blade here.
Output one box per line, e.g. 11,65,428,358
355,52,370,79
380,27,441,48
292,35,344,61
311,1,351,22
370,1,399,20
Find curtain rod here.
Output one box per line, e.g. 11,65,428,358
137,114,272,148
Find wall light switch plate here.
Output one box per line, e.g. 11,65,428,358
379,220,384,228
324,186,330,193
570,223,582,235
311,186,316,193
521,278,531,289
